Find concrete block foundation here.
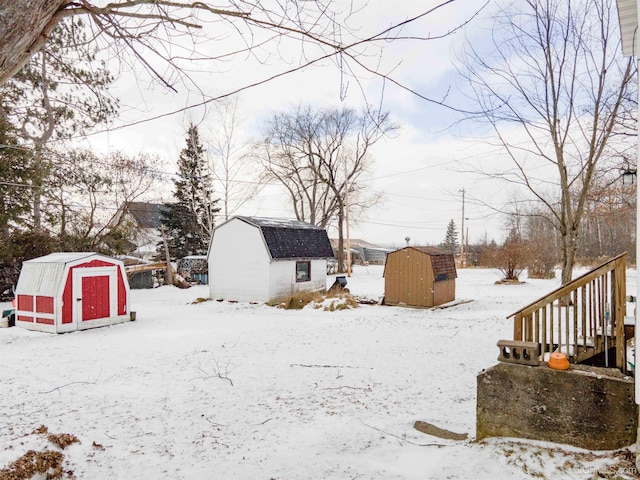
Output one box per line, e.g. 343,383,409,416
477,362,637,450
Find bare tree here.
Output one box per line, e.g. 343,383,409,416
459,0,635,285
46,149,163,252
491,227,528,282
206,98,259,221
485,211,529,282
523,211,559,279
43,150,159,253
0,1,479,115
577,174,636,262
257,104,394,271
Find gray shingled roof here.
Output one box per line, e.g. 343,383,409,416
127,202,167,229
236,216,334,260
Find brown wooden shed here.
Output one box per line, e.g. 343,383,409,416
383,246,457,307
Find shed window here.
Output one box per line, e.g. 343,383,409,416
296,261,311,282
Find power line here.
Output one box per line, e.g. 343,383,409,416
2,142,473,190
361,159,460,182
357,219,445,230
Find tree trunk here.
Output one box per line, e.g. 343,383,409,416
336,208,345,274
560,228,579,286
31,146,45,231
0,1,69,85
161,224,173,285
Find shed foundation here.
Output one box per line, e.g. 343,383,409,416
477,362,637,450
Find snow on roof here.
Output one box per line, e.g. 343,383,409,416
236,216,321,230
24,252,98,264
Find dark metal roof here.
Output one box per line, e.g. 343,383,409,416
236,216,334,260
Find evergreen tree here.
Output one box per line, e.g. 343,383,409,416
1,18,118,231
0,110,45,294
440,219,459,254
160,123,220,259
0,110,31,233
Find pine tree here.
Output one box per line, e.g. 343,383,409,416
0,110,44,294
0,111,31,233
440,219,459,254
1,18,118,231
160,123,220,259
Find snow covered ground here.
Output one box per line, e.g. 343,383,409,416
0,266,637,479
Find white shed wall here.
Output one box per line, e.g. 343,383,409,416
268,258,327,301
209,219,271,302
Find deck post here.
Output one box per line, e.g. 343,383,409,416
613,260,626,371
513,313,523,341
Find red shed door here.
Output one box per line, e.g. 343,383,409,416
82,275,111,320
72,267,118,326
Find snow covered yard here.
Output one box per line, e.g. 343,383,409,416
0,266,637,479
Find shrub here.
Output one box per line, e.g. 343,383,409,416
0,450,65,480
270,290,359,310
269,291,325,309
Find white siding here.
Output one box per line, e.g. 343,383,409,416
268,258,327,301
208,219,271,302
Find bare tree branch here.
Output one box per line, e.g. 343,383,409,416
457,0,636,284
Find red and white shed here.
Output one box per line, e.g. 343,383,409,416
15,252,131,333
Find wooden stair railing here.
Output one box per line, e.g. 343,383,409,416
507,253,628,371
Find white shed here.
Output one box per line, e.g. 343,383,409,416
15,252,131,333
208,216,335,303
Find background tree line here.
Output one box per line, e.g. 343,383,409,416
449,173,636,280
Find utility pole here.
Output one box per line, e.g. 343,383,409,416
345,156,351,277
459,188,466,267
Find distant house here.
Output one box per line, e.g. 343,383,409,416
383,246,457,307
14,252,131,333
329,238,392,265
119,202,167,261
208,216,334,303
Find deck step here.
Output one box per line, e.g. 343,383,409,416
540,341,609,363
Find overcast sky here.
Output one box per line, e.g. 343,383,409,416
82,0,509,248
